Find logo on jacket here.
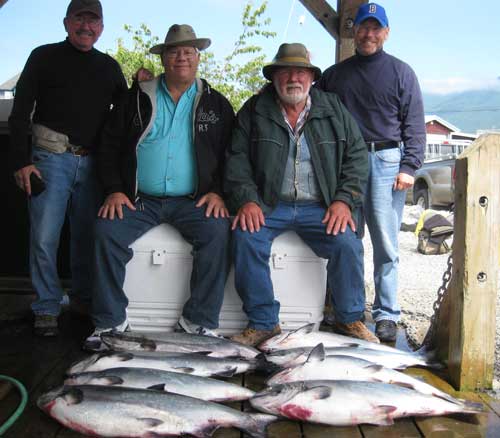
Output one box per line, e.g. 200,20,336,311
197,107,219,132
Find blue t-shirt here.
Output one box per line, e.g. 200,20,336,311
137,77,197,196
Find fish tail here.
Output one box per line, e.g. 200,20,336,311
458,399,485,414
240,413,277,438
413,347,445,369
254,354,281,375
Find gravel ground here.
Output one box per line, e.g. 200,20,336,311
363,205,500,392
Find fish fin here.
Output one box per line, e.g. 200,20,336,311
139,340,157,351
306,344,325,363
147,384,166,391
114,352,134,362
192,425,220,437
240,413,278,438
292,323,315,335
216,367,238,377
99,376,124,386
304,385,332,400
173,367,195,374
255,355,280,375
61,387,84,405
371,405,397,426
364,364,384,373
388,381,416,390
137,417,163,427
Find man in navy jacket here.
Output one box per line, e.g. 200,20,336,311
318,3,426,341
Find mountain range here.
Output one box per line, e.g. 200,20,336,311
423,89,500,133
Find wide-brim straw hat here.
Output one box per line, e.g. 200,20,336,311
263,43,321,81
150,24,211,54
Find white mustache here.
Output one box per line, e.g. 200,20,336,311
76,30,94,37
285,83,303,93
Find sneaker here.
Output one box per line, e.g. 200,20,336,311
175,316,222,338
333,320,380,343
83,319,130,352
34,314,59,337
375,320,397,342
229,325,281,347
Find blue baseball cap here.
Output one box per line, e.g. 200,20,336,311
354,3,389,28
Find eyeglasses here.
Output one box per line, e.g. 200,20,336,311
164,48,198,60
70,16,102,26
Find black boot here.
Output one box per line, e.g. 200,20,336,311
375,320,397,342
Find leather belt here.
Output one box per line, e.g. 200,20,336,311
366,141,400,152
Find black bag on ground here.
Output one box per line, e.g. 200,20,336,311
417,213,453,255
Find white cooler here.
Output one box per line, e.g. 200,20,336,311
123,224,327,335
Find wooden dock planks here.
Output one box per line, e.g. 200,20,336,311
0,296,498,437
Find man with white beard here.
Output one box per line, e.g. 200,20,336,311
224,43,376,346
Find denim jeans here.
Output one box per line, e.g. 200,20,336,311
29,146,100,316
232,201,365,330
364,147,407,322
92,195,230,329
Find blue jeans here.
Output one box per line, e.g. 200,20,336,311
29,146,100,316
92,195,230,329
232,201,365,330
364,147,407,322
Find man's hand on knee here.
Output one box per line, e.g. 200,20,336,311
322,201,355,235
98,192,136,220
232,202,265,233
196,192,229,218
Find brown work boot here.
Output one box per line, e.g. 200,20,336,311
229,325,281,347
333,320,380,343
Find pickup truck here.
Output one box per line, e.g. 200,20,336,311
406,155,456,209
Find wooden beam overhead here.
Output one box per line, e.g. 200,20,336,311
298,0,339,40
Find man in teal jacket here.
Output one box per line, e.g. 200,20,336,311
225,43,377,346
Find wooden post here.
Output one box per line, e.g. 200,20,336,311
336,0,367,62
442,134,500,390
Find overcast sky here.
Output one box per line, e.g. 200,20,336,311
1,0,499,95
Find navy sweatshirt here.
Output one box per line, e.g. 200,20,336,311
317,50,426,176
9,39,127,171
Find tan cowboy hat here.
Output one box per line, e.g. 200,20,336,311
149,24,211,54
263,43,321,81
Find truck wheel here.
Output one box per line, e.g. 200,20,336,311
415,188,430,209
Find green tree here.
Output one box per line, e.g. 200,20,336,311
108,1,276,110
110,23,163,85
198,1,276,110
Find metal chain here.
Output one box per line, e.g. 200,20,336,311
419,254,453,349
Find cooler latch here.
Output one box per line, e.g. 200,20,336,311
272,253,286,269
152,250,167,265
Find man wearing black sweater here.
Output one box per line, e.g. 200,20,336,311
9,0,127,337
318,3,426,342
